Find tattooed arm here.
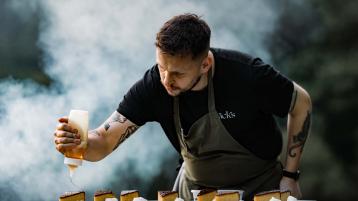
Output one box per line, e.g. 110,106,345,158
83,111,139,162
280,82,312,198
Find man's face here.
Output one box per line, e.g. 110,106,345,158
156,48,207,96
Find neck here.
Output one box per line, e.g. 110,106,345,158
188,74,203,91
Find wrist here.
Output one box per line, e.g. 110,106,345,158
282,169,300,181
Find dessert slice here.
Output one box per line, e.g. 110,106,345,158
94,190,115,201
59,191,85,201
120,190,139,201
214,191,240,201
197,189,217,201
280,190,291,201
157,191,178,201
254,190,280,201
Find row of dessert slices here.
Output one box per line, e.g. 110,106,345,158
195,189,240,201
59,189,296,201
59,189,184,201
58,189,240,201
193,189,297,201
59,190,139,201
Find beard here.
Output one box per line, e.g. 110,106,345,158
162,74,203,97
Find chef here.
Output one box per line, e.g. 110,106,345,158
54,13,312,201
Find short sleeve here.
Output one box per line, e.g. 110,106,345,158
117,68,157,126
251,58,294,117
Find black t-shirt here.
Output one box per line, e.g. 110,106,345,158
117,48,294,160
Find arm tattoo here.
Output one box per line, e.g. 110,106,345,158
112,125,139,151
289,111,311,157
289,89,298,112
89,129,101,137
104,113,127,131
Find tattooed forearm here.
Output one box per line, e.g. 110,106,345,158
112,125,139,151
289,89,298,112
104,113,127,131
89,129,101,137
289,111,311,157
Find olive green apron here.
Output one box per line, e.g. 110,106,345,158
172,69,282,201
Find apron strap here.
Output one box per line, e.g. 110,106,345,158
173,97,183,136
207,68,216,113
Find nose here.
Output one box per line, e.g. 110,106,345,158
163,71,173,86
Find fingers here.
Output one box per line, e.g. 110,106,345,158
56,123,78,134
54,117,81,154
54,135,81,154
57,116,77,133
54,130,80,139
58,116,69,123
56,143,79,153
54,137,81,145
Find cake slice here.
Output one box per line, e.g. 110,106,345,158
253,190,280,201
214,191,240,201
280,190,291,201
197,189,216,201
59,191,85,201
157,191,178,201
120,190,139,201
94,190,115,201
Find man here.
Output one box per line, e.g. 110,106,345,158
54,14,312,201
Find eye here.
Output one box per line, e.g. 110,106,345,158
175,72,185,78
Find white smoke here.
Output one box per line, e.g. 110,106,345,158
0,0,278,200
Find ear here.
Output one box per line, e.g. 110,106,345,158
200,54,213,73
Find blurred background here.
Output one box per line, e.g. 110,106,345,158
0,0,357,200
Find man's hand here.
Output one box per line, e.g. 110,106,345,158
53,117,81,154
280,176,302,199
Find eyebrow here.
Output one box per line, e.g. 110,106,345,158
157,64,184,74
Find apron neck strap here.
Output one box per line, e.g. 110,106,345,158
207,68,215,113
173,96,182,135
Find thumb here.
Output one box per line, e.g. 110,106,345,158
58,116,69,123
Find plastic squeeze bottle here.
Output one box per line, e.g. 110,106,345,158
64,110,88,178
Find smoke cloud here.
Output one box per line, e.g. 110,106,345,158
0,0,278,200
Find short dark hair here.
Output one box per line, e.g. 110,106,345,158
155,13,211,59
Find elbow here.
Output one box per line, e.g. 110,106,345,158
290,84,312,117
301,88,312,112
